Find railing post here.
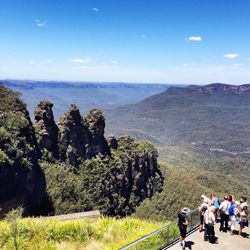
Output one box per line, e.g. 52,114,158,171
166,227,169,244
190,213,193,229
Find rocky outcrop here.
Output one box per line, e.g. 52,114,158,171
53,106,110,167
1,87,163,217
34,100,58,159
0,87,46,217
86,109,110,157
57,104,91,167
79,135,163,216
114,137,163,214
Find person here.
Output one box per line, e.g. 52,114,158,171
178,207,190,249
228,194,234,205
239,197,248,237
211,193,220,222
229,201,239,235
204,206,217,243
201,194,212,206
219,196,231,232
198,196,209,232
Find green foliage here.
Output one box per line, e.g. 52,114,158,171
0,149,13,166
0,216,167,250
41,162,89,215
41,138,161,217
0,87,38,171
3,207,24,250
107,92,250,158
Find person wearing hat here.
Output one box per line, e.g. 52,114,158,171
178,207,190,249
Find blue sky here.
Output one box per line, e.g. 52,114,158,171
1,0,250,84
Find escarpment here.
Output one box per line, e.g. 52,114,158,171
0,87,46,217
0,86,163,217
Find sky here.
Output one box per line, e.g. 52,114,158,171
1,0,250,84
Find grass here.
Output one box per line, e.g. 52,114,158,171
0,216,169,250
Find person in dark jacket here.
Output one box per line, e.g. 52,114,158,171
178,207,190,249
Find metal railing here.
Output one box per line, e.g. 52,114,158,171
119,208,200,250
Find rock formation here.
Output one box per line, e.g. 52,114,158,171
0,87,163,217
79,136,163,216
34,100,58,159
86,109,110,157
57,104,91,167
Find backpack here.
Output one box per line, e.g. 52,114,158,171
228,204,235,216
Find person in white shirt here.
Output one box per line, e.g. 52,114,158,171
198,196,209,232
219,196,231,232
204,206,217,243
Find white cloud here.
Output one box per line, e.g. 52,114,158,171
111,61,119,65
35,19,47,27
69,57,91,64
188,36,202,42
223,53,239,59
142,34,147,39
28,61,37,64
92,7,99,12
43,59,53,64
182,63,189,67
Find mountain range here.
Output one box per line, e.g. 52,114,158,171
106,83,250,158
0,80,170,120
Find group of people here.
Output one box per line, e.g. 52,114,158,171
177,194,248,249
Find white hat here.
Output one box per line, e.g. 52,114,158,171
182,207,191,214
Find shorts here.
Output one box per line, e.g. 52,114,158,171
239,220,249,228
179,225,187,238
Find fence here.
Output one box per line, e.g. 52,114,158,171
119,208,200,250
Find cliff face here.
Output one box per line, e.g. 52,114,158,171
34,100,58,159
34,104,111,167
85,109,110,158
54,135,164,217
57,104,91,166
0,86,163,217
0,87,46,217
104,136,163,216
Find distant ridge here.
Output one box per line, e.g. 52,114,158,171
0,79,167,89
106,81,250,155
0,79,170,121
165,83,250,95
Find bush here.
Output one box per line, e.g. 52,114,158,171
0,216,168,250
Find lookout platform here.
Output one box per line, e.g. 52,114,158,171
166,223,250,250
